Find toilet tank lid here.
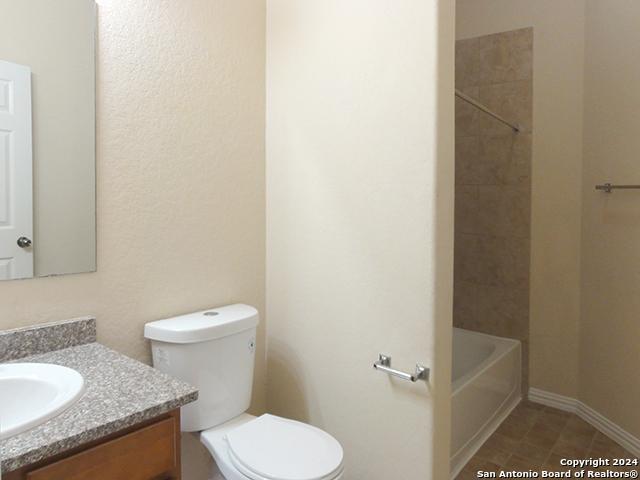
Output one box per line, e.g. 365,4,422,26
144,304,259,344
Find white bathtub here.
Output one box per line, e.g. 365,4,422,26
450,328,522,478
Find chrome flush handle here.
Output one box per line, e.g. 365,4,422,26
373,354,429,383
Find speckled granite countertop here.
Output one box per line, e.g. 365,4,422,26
0,342,198,473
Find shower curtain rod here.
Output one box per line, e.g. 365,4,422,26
455,89,521,133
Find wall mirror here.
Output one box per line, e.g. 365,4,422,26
0,0,96,281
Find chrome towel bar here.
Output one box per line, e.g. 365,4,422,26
373,354,429,383
596,183,640,193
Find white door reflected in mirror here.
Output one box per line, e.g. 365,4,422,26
0,60,33,280
0,0,96,281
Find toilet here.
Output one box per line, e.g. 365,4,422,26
144,304,344,480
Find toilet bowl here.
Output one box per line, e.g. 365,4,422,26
201,414,344,480
144,304,345,480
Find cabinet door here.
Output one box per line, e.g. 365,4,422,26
26,417,178,480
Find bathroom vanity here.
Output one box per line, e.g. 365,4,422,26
0,318,198,480
4,410,181,480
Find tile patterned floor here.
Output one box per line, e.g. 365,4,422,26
455,401,639,479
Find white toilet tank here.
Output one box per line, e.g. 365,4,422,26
144,304,259,432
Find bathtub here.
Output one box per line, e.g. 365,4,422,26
450,328,522,478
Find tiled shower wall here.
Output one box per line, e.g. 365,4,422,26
454,28,533,392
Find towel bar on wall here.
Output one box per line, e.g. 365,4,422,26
373,354,429,383
595,183,640,193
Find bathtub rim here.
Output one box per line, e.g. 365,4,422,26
452,327,521,396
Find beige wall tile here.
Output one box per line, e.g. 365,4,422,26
475,186,531,237
476,285,529,339
456,27,533,88
455,38,479,89
454,234,481,283
475,235,530,287
487,28,533,85
456,134,531,186
455,185,535,241
453,281,477,328
455,136,482,184
454,186,480,234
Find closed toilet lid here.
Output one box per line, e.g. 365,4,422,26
225,414,344,480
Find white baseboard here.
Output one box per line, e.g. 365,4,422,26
528,387,578,413
528,387,640,457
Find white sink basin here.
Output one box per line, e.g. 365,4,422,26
0,363,85,440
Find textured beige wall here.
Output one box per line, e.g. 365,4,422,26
266,1,454,478
454,28,533,393
580,0,640,438
456,0,585,398
0,1,266,477
0,0,96,277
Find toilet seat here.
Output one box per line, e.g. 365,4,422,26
226,414,344,480
201,414,344,480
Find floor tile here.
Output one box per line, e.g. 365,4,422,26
483,432,520,453
523,422,562,449
535,408,570,432
455,401,637,478
511,441,551,466
564,415,596,437
496,416,531,441
557,427,595,450
510,402,543,426
475,440,512,466
552,438,590,458
503,453,540,472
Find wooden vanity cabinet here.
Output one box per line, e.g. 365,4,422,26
5,410,182,480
